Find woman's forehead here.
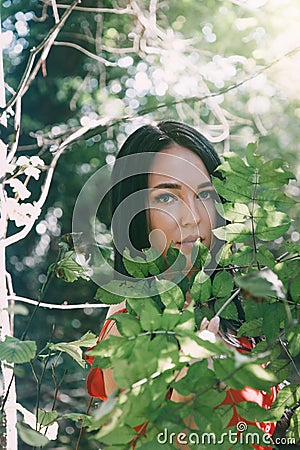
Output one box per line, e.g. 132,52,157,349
148,144,211,187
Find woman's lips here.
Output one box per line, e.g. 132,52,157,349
176,236,204,250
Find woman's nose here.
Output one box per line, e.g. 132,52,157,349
179,198,201,227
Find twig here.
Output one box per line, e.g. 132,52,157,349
8,295,109,309
40,1,134,15
53,41,116,66
51,0,60,24
3,0,80,112
214,288,241,317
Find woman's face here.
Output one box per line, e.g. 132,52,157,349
148,144,217,271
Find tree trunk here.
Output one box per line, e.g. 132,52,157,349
0,18,18,450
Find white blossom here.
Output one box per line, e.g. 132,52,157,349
30,155,44,166
8,178,31,200
0,161,16,179
5,198,41,227
16,156,30,166
24,166,41,180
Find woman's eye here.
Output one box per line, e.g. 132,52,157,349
154,193,175,204
197,190,215,200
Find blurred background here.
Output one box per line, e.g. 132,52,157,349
1,0,300,447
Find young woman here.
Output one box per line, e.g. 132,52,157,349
86,121,277,449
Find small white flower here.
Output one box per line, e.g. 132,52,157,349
24,166,41,180
5,198,19,218
30,156,44,167
8,178,31,200
16,156,30,166
0,161,16,178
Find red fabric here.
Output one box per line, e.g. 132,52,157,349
86,316,277,449
85,308,127,399
219,335,277,450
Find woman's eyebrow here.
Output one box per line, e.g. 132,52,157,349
152,182,181,190
197,181,213,189
151,181,213,190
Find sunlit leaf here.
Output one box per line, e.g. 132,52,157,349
0,337,36,364
190,271,211,302
255,210,291,241
213,223,251,243
17,423,49,447
215,202,250,222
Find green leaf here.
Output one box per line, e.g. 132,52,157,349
213,223,251,243
95,279,149,304
166,243,186,272
126,297,162,331
191,239,211,269
256,189,295,209
269,385,300,419
230,246,254,266
215,298,238,321
286,325,300,357
172,360,217,395
215,202,250,222
5,304,29,316
143,247,165,275
266,359,291,383
110,313,143,337
156,279,185,309
216,243,233,266
245,142,264,169
290,277,300,303
190,271,211,303
49,340,86,367
222,152,253,176
259,159,295,188
255,210,291,241
212,177,252,203
37,409,59,427
17,423,49,447
0,336,36,364
122,247,148,278
214,358,277,391
289,409,300,442
256,245,275,269
68,331,98,348
53,251,90,282
236,401,277,422
235,271,284,299
212,270,234,298
62,413,92,427
237,318,263,337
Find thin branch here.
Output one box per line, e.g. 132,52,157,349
3,0,80,112
214,288,241,317
53,41,116,66
8,295,109,309
40,1,135,15
51,0,60,24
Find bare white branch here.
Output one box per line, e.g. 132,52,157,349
53,41,116,66
8,295,108,310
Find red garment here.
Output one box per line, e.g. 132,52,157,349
219,336,277,450
86,313,277,450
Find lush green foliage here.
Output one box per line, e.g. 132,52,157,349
75,144,299,448
1,1,300,448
